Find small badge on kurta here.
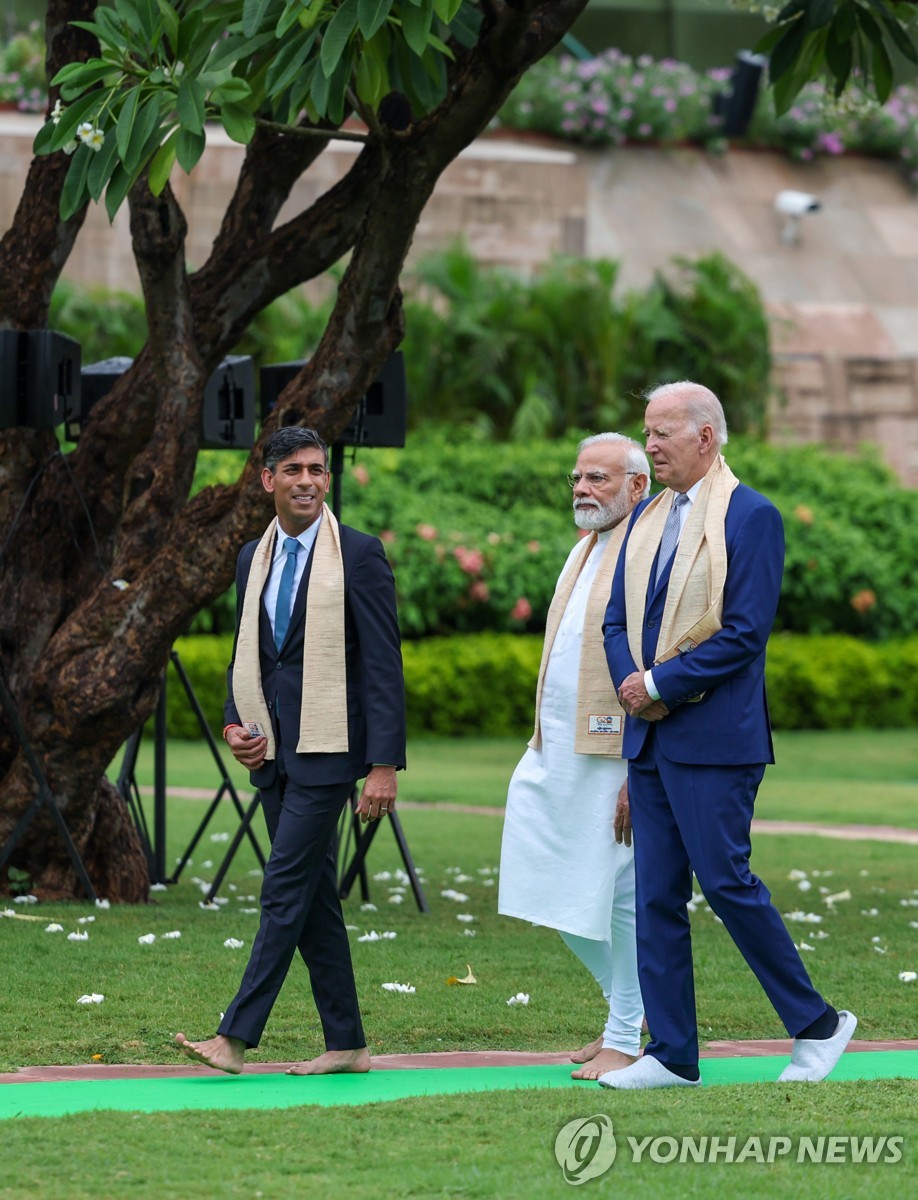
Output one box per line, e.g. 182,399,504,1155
588,715,621,735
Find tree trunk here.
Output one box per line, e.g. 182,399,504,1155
0,0,591,901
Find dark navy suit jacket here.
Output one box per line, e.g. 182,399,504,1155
224,523,406,789
603,483,783,766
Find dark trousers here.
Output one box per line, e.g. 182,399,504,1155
217,771,364,1051
628,728,826,1069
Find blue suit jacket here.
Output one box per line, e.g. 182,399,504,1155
603,484,782,766
224,523,406,788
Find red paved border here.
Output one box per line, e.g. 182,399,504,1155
1,1040,915,1084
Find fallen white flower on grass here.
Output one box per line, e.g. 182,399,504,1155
871,936,883,944
388,895,404,905
357,930,397,942
796,942,815,952
797,880,812,892
45,923,64,933
345,924,358,931
910,921,918,930
860,908,880,917
372,871,393,882
1,908,16,918
456,914,475,923
381,982,416,994
201,860,214,869
788,869,808,881
873,945,888,955
149,883,167,893
783,911,823,923
824,889,851,906
223,938,245,949
360,902,378,913
95,899,110,910
77,916,95,925
210,832,230,843
483,879,495,887
240,908,259,915
247,869,263,878
76,993,104,1004
506,993,529,1007
67,931,89,942
899,899,918,908
898,971,916,983
138,933,157,945
13,894,38,905
477,867,498,876
463,929,477,937
860,869,870,877
162,931,181,940
441,890,470,902
454,874,474,884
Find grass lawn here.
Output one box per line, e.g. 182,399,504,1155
1,734,913,1198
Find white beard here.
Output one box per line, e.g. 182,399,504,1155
573,484,632,531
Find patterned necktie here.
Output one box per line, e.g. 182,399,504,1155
655,493,689,586
273,536,300,649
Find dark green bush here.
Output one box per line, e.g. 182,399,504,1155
168,632,918,741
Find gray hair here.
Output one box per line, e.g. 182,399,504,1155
578,431,651,499
644,381,729,448
263,426,328,472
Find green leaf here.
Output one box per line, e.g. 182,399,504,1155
115,86,141,160
104,163,134,221
325,45,353,124
242,0,278,37
856,9,884,47
156,0,181,50
211,77,253,104
177,75,206,135
871,39,893,103
147,128,179,194
401,0,434,57
86,128,121,201
320,0,360,79
113,0,146,38
804,0,834,30
176,8,205,64
825,26,853,92
175,126,206,173
220,102,257,143
358,0,394,40
310,56,330,114
865,0,918,65
265,26,318,96
206,30,278,73
425,31,454,59
125,97,163,174
60,144,93,222
50,92,105,151
767,20,809,84
50,59,114,90
355,44,384,106
33,119,57,156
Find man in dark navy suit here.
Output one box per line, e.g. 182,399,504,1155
176,427,405,1075
600,381,854,1090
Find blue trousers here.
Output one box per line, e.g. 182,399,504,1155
218,773,363,1051
629,730,826,1069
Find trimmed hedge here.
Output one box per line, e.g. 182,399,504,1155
166,633,918,741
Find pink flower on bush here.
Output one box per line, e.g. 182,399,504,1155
380,529,396,544
510,597,533,621
469,580,490,603
416,523,438,541
352,464,370,486
818,132,844,156
454,546,484,576
526,540,541,553
850,589,877,614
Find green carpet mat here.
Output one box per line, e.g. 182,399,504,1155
1,1052,915,1121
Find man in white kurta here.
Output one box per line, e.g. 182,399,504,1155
499,432,651,1080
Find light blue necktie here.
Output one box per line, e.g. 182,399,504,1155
655,493,689,586
273,536,300,649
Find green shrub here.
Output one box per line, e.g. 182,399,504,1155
166,632,918,741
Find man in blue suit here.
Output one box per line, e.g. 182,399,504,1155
176,427,405,1076
600,381,855,1089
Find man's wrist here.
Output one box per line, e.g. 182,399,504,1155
223,723,242,742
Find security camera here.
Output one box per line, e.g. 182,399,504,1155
775,190,821,216
774,190,821,244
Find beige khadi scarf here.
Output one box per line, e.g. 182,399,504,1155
232,504,348,758
530,519,628,757
624,455,739,673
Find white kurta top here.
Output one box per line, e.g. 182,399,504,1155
498,531,632,941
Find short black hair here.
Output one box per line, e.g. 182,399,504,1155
263,427,328,473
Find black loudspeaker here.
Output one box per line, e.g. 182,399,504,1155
201,355,256,450
68,355,255,448
68,356,134,441
259,351,407,448
0,330,80,430
713,51,766,138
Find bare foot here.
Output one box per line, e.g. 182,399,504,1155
571,1035,604,1064
572,1047,638,1080
286,1047,371,1076
174,1032,245,1075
